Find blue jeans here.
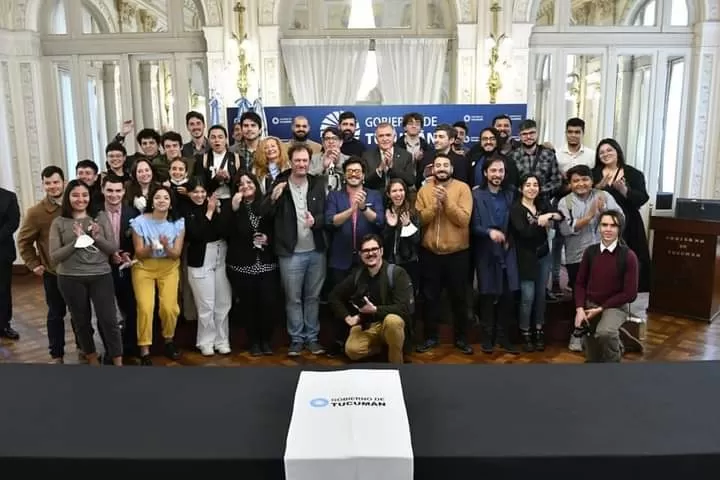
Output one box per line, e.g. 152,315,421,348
519,254,551,331
279,250,326,344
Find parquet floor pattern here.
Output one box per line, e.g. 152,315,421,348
3,274,720,366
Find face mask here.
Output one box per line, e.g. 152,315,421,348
74,234,99,253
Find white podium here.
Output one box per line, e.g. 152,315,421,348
283,369,414,480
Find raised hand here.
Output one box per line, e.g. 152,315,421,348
207,193,219,213
386,209,398,227
88,221,101,238
72,222,85,238
271,182,287,202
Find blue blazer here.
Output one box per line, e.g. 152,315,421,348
471,188,519,295
325,189,385,270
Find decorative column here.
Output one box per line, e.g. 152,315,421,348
203,25,230,124
139,62,155,128
508,21,532,104
0,29,47,216
258,25,281,105
102,63,118,139
686,21,720,198
455,23,479,103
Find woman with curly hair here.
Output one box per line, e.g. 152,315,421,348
252,136,291,195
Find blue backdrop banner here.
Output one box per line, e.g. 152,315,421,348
226,104,527,147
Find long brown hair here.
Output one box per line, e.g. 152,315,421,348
385,178,415,217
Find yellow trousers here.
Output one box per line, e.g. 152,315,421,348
131,258,180,347
345,314,405,364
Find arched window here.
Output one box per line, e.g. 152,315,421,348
280,0,454,105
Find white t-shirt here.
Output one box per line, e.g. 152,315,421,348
556,144,595,176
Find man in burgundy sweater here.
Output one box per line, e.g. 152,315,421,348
574,210,639,362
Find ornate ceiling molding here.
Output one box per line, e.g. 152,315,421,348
515,0,714,24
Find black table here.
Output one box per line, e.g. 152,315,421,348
2,362,720,479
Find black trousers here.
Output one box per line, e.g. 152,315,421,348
566,262,581,303
479,270,515,342
112,265,137,354
327,267,353,346
420,249,469,341
0,261,11,329
227,268,281,346
42,272,81,359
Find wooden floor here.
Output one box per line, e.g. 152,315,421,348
2,273,720,366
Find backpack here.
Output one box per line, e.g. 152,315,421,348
353,264,415,315
583,243,637,303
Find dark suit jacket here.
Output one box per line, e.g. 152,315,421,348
0,188,20,263
260,170,327,257
362,148,415,191
471,188,519,296
193,151,242,195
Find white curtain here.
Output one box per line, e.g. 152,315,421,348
280,38,369,105
374,38,448,104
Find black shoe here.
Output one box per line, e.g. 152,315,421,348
249,344,262,357
101,354,113,365
521,331,535,352
260,342,273,356
499,340,520,355
454,339,474,355
534,328,545,352
139,355,152,366
326,341,344,357
164,342,180,360
481,338,494,353
0,326,19,340
415,338,439,353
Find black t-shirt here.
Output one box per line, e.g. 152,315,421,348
359,271,383,324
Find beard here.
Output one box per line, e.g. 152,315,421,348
293,132,308,141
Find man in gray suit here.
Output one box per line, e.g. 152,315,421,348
362,122,416,191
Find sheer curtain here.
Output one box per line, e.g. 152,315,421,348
374,38,448,104
280,38,369,105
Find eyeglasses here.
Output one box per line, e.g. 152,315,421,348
345,168,363,175
481,136,496,142
360,246,381,254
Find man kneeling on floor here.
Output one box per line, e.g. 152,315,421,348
574,210,639,362
329,233,414,364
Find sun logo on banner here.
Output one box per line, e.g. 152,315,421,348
321,111,360,140
309,397,330,408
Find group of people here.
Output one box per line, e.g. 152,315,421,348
0,109,649,365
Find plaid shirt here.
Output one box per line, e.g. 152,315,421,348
230,143,255,171
508,145,562,200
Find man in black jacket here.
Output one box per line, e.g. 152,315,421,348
0,187,20,339
262,144,327,357
329,234,412,364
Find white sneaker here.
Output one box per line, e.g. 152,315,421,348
568,335,584,352
200,345,214,356
216,345,231,355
